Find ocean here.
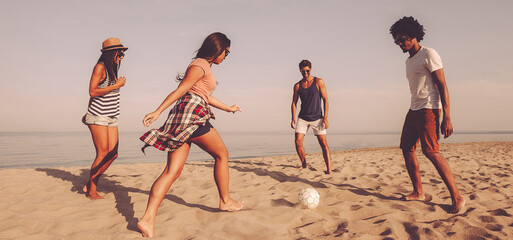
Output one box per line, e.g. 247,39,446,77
1,131,512,169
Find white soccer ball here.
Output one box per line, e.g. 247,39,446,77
298,188,320,209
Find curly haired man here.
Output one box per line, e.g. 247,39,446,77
390,16,465,213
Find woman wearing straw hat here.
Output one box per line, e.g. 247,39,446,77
137,32,243,237
82,38,127,200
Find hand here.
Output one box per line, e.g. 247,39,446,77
227,105,241,113
291,119,296,129
116,76,126,88
323,118,329,129
143,111,160,127
441,117,453,138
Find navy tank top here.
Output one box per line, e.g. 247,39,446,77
298,77,323,121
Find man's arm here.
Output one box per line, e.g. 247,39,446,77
291,83,300,129
432,68,453,138
317,78,329,129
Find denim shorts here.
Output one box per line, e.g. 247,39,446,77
82,113,118,127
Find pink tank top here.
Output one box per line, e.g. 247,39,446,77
187,58,216,104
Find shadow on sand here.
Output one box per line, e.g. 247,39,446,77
35,167,219,233
189,161,329,189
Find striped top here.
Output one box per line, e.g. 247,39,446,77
87,63,120,117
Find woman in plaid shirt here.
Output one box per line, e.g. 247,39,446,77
137,32,243,237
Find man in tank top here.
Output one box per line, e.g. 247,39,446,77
291,60,332,174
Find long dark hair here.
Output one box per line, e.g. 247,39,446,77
97,50,122,84
177,32,230,81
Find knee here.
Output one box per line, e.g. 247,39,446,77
107,149,118,161
295,138,303,147
163,168,182,181
213,150,229,163
402,147,414,155
96,150,109,160
402,148,416,159
423,151,441,162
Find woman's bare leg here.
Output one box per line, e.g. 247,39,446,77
85,125,119,200
137,143,190,237
190,128,243,211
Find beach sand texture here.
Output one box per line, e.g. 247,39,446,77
0,142,512,239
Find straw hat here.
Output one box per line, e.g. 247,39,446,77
101,38,128,52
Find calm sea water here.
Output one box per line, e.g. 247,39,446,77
0,131,512,169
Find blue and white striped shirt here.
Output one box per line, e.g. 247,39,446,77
87,65,120,117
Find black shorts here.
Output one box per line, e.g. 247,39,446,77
191,121,213,138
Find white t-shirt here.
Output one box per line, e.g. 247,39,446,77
405,46,443,110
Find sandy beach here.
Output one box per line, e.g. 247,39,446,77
0,142,512,239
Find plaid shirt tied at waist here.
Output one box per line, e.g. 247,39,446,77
140,92,215,153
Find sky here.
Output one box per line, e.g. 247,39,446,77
1,0,512,133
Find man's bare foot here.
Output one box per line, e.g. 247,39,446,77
324,170,332,174
450,197,466,214
404,192,426,201
86,192,104,200
220,199,244,211
137,219,154,237
300,162,307,169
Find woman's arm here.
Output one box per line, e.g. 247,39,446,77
143,65,204,127
88,63,126,98
209,95,241,113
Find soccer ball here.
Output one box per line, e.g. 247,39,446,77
298,188,320,209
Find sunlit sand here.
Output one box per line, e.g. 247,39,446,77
0,142,511,239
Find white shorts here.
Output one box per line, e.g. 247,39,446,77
295,118,326,135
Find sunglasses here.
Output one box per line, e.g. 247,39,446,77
300,70,310,74
118,52,125,58
394,35,410,45
224,49,230,57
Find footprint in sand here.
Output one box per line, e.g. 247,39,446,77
432,220,443,228
463,226,495,239
379,228,392,236
403,222,420,240
350,204,363,211
270,198,295,207
488,209,511,217
332,221,348,237
469,194,478,200
373,219,386,224
391,204,410,211
478,215,495,223
485,224,503,231
429,178,442,184
423,228,436,237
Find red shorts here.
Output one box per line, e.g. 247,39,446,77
400,109,441,154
